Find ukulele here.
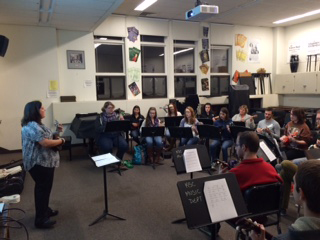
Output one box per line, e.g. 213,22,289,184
236,218,273,240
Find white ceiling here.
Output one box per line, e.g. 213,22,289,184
0,0,320,31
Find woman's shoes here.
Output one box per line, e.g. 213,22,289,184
35,218,56,229
47,208,59,217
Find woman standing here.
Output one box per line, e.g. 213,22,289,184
129,105,144,145
95,101,129,164
232,105,255,129
21,101,65,228
210,107,233,164
179,106,200,146
140,107,164,164
280,108,312,160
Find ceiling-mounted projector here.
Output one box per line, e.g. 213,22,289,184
186,5,219,21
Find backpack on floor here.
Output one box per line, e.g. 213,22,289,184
132,144,146,165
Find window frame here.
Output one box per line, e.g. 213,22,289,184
96,76,126,100
210,45,232,97
94,36,126,100
140,36,167,99
173,41,197,97
142,76,167,99
174,76,197,98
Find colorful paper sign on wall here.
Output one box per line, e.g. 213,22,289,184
128,67,141,82
128,82,140,96
199,64,209,74
127,27,139,43
201,78,209,91
200,50,209,63
129,47,141,62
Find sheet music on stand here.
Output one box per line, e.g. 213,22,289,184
204,178,237,223
259,141,276,162
183,149,202,173
91,153,120,167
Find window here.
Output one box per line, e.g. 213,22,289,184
141,46,165,73
94,36,126,100
174,40,196,97
96,76,126,100
174,76,197,97
142,76,167,98
210,76,230,96
210,47,229,73
141,35,167,99
210,45,231,97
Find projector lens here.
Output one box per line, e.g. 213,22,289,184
187,10,194,18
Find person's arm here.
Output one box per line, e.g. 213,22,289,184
179,119,184,127
249,224,266,240
270,121,281,138
140,120,146,134
39,138,65,148
256,121,263,134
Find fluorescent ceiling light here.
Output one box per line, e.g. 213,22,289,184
173,48,194,55
273,9,320,24
159,47,194,56
134,0,157,11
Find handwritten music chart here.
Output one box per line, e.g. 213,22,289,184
183,149,202,173
204,179,237,223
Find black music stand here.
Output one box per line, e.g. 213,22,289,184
230,126,254,140
104,120,131,175
141,127,165,170
176,174,248,240
89,154,126,226
168,127,193,144
197,125,221,155
164,116,184,127
232,121,245,127
198,118,214,125
171,144,211,224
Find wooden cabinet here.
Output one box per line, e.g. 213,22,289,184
275,72,319,94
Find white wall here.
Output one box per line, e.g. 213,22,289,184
57,30,96,101
279,19,320,74
0,25,60,150
0,16,277,150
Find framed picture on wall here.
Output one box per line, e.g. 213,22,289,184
67,50,85,69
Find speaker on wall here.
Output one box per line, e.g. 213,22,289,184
0,35,9,57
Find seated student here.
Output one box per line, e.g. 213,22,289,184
179,106,201,146
276,109,320,215
232,105,255,129
280,108,313,160
129,105,144,145
164,103,182,151
250,160,320,240
95,101,129,168
199,103,215,120
210,107,233,164
219,131,282,191
140,107,164,164
166,103,182,117
256,107,281,141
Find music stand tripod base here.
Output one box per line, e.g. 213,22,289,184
89,161,126,226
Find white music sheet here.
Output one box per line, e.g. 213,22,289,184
91,153,120,167
204,179,238,223
183,148,202,173
260,141,276,162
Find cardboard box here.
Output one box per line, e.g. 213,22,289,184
239,71,252,77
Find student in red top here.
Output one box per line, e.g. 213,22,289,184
220,131,282,191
